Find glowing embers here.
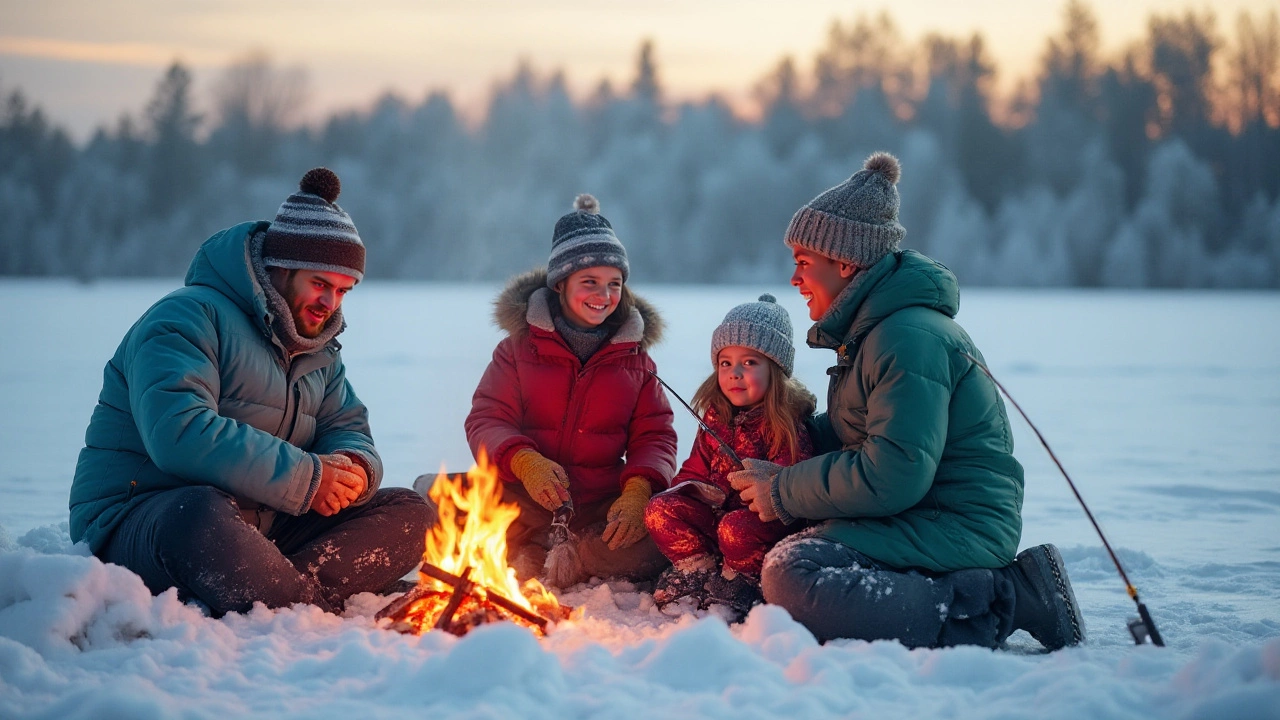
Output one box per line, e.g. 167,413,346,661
375,451,566,636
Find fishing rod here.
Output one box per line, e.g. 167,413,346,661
960,351,1164,647
646,369,743,467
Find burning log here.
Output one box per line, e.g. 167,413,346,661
376,562,558,636
422,563,553,630
375,452,571,637
432,566,475,631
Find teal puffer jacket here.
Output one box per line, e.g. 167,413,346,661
69,221,382,552
774,250,1023,572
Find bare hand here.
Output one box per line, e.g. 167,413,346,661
728,458,782,523
310,454,364,516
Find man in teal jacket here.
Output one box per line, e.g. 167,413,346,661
730,153,1084,650
69,168,434,616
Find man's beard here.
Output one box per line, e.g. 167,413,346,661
293,304,330,338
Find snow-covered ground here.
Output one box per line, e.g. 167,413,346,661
2,278,1278,719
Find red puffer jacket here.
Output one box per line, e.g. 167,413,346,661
465,269,678,505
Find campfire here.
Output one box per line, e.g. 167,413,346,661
376,450,567,636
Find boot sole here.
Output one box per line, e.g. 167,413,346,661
653,567,713,611
1022,544,1086,650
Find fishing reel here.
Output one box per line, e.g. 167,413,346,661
1126,602,1165,646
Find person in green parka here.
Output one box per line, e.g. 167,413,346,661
69,168,435,617
728,152,1085,650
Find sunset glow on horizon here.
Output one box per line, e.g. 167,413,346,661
1,0,1274,140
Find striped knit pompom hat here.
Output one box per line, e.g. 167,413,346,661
783,152,905,268
546,194,630,288
262,167,366,282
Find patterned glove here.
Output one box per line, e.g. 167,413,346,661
727,458,784,522
603,477,652,551
509,448,571,511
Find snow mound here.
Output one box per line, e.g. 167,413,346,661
0,545,211,659
0,540,1279,719
16,522,85,556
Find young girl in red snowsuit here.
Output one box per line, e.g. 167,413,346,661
644,294,815,617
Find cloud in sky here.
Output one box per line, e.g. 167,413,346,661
0,36,223,67
1,0,1273,141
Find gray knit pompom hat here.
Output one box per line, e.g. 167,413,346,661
783,151,905,267
711,293,796,377
547,194,630,289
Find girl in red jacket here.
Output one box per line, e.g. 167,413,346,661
644,294,816,617
465,195,678,589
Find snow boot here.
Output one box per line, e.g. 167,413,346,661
653,556,715,612
1008,544,1086,650
412,473,434,499
703,570,762,622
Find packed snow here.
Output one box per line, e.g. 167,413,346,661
2,279,1278,719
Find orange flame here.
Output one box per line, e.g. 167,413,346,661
402,449,560,633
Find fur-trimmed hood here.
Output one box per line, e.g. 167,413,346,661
493,268,665,351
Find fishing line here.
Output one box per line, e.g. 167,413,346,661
961,351,1164,646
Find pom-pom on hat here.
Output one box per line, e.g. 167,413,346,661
262,167,366,282
547,193,630,289
711,293,796,377
783,151,905,268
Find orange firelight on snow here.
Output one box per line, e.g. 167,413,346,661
391,449,562,635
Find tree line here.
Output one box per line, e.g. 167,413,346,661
2,2,1277,286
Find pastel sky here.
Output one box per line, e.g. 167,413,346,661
0,0,1271,141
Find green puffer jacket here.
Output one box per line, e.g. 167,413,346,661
773,250,1023,572
69,221,382,553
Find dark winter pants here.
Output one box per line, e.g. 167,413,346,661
760,534,1016,648
644,494,794,578
503,482,668,586
100,485,436,616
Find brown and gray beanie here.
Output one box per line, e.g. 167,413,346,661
547,194,630,289
783,151,905,268
262,167,366,282
711,293,796,377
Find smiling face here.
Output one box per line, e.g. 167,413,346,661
716,346,772,408
556,266,624,328
790,248,860,320
272,268,356,338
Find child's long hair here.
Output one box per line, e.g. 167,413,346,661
691,358,816,463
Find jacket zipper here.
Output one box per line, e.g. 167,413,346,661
549,338,629,463
273,356,296,438
126,458,150,500
557,361,588,461
283,384,302,443
274,347,331,442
